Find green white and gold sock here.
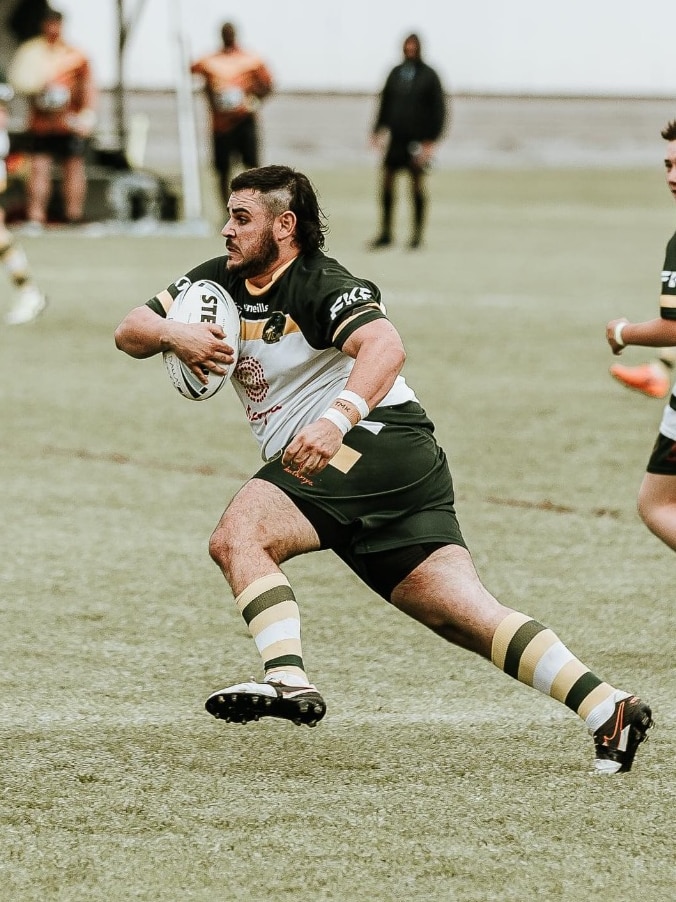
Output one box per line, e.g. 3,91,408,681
491,611,622,731
235,573,308,684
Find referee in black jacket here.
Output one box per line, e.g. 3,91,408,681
369,33,448,250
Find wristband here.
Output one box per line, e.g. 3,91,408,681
614,322,627,347
337,389,369,420
320,407,352,436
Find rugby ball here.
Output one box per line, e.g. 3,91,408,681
163,279,240,400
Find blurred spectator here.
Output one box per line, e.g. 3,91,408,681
0,75,46,324
369,33,448,250
191,22,273,209
8,7,97,229
8,0,51,42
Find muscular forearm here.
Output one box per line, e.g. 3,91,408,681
341,323,406,410
114,305,173,358
624,318,676,346
610,317,676,351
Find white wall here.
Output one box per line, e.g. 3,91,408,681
55,0,676,97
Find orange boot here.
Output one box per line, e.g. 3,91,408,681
609,361,670,398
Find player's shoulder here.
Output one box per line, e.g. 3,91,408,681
664,229,676,259
174,256,232,297
296,250,361,280
291,252,376,293
289,252,380,314
185,254,228,278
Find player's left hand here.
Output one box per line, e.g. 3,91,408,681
282,419,344,476
606,317,630,355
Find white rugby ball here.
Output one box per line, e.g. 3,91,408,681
163,279,240,400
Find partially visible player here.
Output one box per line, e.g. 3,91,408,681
606,119,676,549
0,78,46,325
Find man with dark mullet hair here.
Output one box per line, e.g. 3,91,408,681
116,165,652,775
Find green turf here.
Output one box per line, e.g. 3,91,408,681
1,167,674,901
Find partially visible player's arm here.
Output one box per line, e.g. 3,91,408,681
607,315,676,355
114,289,231,376
114,290,174,358
282,318,406,475
338,318,406,410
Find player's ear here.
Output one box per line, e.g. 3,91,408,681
275,210,296,241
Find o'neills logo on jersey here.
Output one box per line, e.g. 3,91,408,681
329,286,373,321
243,301,268,314
662,270,676,289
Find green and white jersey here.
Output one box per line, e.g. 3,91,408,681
160,251,417,460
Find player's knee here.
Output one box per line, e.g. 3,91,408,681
208,519,239,567
637,487,657,529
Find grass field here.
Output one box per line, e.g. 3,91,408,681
1,166,675,901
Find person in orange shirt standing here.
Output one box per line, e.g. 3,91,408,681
8,7,97,230
191,22,273,209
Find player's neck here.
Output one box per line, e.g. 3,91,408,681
245,255,299,294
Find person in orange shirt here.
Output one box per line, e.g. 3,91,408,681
8,7,97,229
191,22,273,209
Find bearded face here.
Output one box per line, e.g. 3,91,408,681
225,217,280,279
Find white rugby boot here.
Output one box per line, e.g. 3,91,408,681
205,673,326,727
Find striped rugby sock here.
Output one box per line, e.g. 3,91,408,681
235,573,308,683
491,611,619,730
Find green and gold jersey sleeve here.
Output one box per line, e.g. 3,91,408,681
284,253,388,349
660,231,676,321
145,257,230,316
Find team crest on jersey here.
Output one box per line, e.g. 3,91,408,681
262,311,287,343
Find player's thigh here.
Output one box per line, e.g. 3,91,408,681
638,471,676,512
390,543,509,640
212,477,321,558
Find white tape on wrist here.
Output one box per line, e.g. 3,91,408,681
320,407,352,435
614,322,627,347
337,390,369,420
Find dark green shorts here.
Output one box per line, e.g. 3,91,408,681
647,432,676,475
254,401,466,598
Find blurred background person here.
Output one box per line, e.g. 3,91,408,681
0,74,46,325
8,7,97,230
368,32,448,250
191,22,273,211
